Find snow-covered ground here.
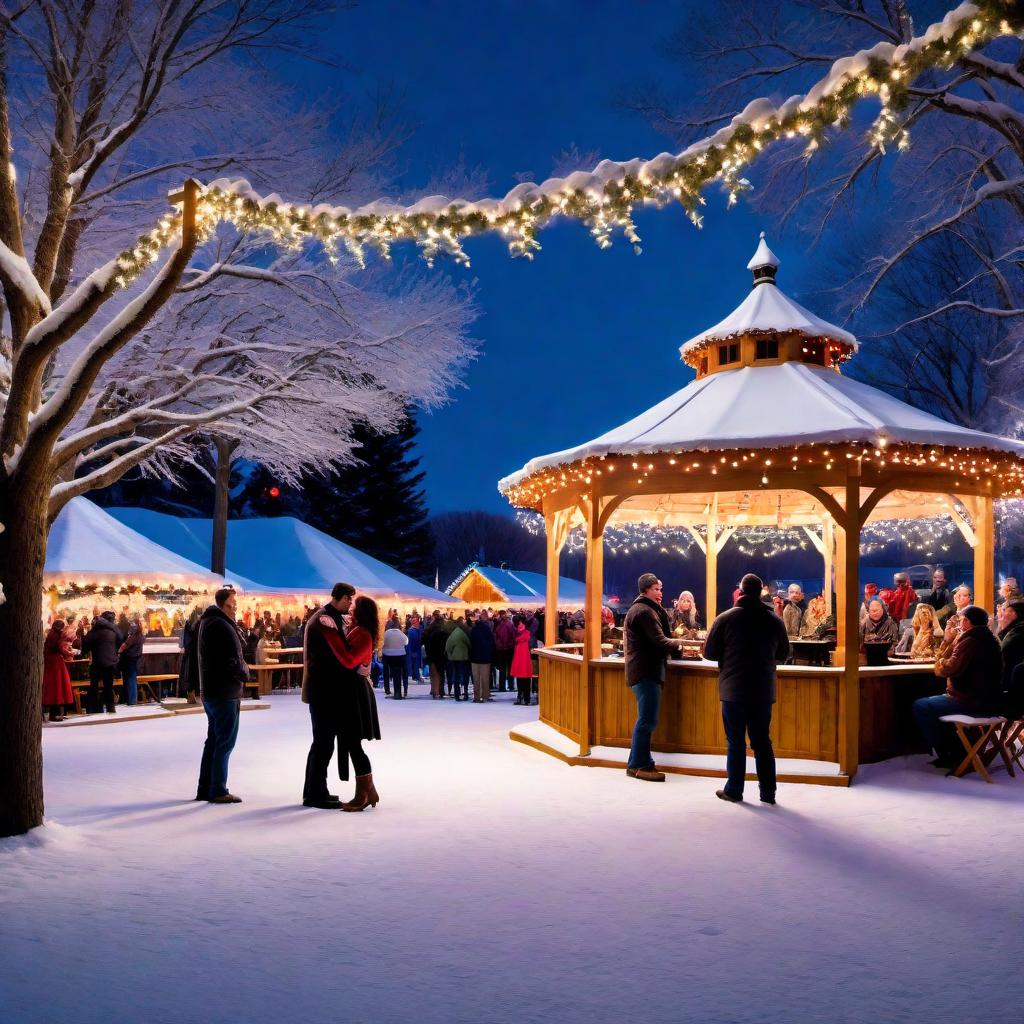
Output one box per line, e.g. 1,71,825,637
3,683,1022,1024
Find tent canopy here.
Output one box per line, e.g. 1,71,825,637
107,508,461,605
46,498,222,588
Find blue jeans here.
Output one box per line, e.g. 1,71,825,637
407,651,423,679
913,694,968,759
197,699,241,799
721,699,775,800
628,679,663,770
120,656,139,705
449,660,470,698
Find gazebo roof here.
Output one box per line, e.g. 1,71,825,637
499,238,1024,516
680,233,856,359
499,361,1024,493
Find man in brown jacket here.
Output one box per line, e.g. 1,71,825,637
624,573,684,782
912,605,1002,768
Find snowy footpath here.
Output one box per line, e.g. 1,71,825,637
2,686,1022,1024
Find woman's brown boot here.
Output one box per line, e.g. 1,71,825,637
342,774,379,811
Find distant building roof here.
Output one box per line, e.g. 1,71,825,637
447,563,590,607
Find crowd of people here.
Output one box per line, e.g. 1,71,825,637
619,565,1024,798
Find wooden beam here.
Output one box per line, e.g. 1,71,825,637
580,495,605,756
945,496,978,548
684,524,706,554
706,496,719,623
836,462,862,781
802,525,825,556
714,525,736,555
543,506,571,647
823,517,834,615
970,494,995,611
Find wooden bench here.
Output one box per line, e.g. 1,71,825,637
137,673,178,701
248,662,304,695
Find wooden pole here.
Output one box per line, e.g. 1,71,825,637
972,494,995,611
823,516,834,615
705,496,719,623
835,464,862,780
580,496,604,755
544,508,569,646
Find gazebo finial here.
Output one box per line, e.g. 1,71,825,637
746,231,779,286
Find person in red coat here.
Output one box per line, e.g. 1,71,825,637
887,572,916,624
316,595,382,811
510,615,534,706
42,620,74,722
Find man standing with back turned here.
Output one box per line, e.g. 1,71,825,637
704,573,790,805
624,574,684,782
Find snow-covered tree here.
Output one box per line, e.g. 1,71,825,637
0,1,476,837
632,0,1023,432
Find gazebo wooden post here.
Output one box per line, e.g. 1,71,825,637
705,496,719,623
834,463,862,780
579,495,605,756
971,495,996,610
823,516,834,615
543,507,571,647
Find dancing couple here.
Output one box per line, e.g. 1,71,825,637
301,581,382,811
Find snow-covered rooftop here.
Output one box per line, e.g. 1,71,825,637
46,498,221,587
682,236,856,357
499,361,1024,492
107,507,461,605
449,563,589,607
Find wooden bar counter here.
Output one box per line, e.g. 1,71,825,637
528,648,943,786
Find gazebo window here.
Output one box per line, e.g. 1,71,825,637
718,342,739,365
698,356,708,376
800,340,825,365
755,337,779,360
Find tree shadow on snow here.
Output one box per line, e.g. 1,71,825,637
57,798,207,828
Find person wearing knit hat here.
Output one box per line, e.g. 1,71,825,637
913,604,1003,770
703,573,790,805
860,583,878,623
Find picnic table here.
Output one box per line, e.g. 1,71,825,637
248,662,305,695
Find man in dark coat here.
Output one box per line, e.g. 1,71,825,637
996,600,1024,701
83,610,123,714
923,568,954,624
195,587,251,804
913,605,1003,768
300,581,357,808
623,573,684,782
469,612,495,703
703,573,790,805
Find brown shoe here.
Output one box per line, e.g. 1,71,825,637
632,768,666,782
209,793,242,804
342,773,379,811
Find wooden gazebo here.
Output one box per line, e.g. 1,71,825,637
499,237,1024,785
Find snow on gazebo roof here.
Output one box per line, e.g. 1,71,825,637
46,498,222,588
499,361,1024,493
107,507,461,606
680,234,856,359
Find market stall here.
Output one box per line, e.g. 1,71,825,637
498,237,1024,785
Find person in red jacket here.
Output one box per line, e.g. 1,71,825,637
316,595,382,811
888,572,916,624
510,615,534,705
42,620,74,722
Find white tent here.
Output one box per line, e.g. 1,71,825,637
107,508,462,606
46,498,222,589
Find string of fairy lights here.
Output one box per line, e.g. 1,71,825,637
517,499,1024,561
103,2,1022,289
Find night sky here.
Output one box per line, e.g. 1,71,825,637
332,0,819,517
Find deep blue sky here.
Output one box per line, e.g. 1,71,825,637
334,0,815,517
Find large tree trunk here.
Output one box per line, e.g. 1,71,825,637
0,476,50,837
210,437,238,576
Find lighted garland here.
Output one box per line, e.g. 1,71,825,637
517,500,1024,561
108,2,1023,288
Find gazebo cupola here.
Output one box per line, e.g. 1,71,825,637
681,232,858,379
